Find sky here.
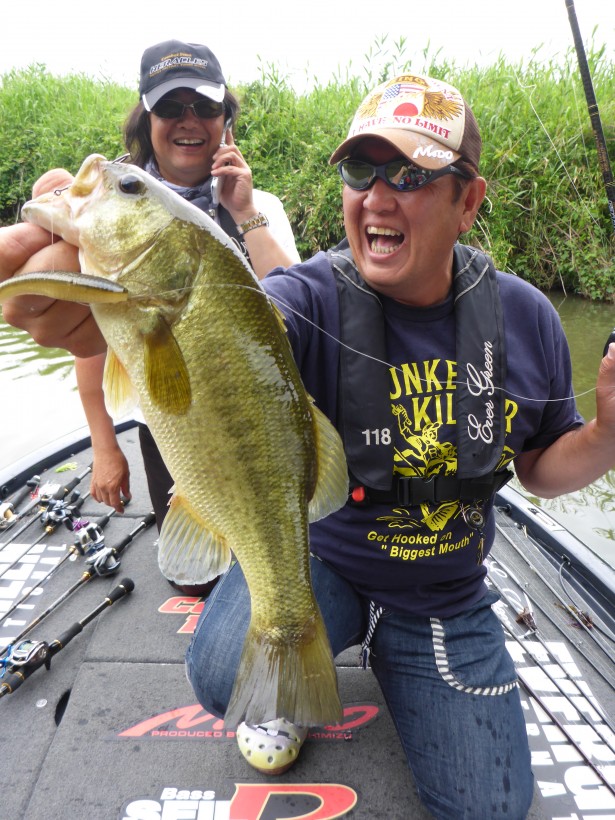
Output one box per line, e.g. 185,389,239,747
1,0,613,94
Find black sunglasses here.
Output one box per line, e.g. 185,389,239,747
337,158,469,192
151,98,226,120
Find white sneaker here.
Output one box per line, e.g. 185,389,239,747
236,717,308,775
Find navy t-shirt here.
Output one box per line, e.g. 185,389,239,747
263,250,583,617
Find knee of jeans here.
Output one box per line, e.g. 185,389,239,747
419,791,535,820
185,632,235,720
417,772,534,820
185,648,230,720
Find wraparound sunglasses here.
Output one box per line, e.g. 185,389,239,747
338,158,470,192
151,98,226,120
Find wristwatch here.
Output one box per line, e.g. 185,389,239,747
236,212,269,236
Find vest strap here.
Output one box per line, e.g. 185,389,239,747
351,469,513,506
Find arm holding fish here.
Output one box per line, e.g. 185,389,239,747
0,171,128,512
0,222,105,357
212,136,300,276
515,343,615,496
33,170,131,511
75,353,131,513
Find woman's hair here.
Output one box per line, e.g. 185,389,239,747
122,88,241,169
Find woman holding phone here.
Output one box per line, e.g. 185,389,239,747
69,40,300,594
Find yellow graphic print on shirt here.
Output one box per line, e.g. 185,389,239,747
377,360,517,536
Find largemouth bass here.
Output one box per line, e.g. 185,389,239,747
0,154,348,729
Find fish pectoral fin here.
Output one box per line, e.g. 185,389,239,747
308,401,349,522
103,348,140,416
143,316,191,415
0,271,128,304
158,494,231,585
270,300,288,333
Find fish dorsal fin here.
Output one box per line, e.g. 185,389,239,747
158,493,232,585
308,401,349,522
103,348,140,417
143,315,191,415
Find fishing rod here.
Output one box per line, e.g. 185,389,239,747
0,479,60,536
488,554,615,742
0,508,116,628
565,0,615,237
494,517,615,673
1,472,41,502
0,511,155,655
0,475,41,528
0,578,134,698
488,564,615,794
0,491,89,584
0,464,92,549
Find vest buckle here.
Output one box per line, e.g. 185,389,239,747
397,476,436,505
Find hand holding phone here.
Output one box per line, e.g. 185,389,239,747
210,118,232,211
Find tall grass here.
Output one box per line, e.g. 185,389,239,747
1,42,613,300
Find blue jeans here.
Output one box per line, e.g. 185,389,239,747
186,557,534,820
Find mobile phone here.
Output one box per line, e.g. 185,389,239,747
210,118,233,212
604,328,615,358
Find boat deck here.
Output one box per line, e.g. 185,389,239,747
0,424,613,819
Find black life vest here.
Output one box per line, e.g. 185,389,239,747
327,239,512,505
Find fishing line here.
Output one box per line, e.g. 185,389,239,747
121,279,604,407
511,68,601,234
264,289,602,406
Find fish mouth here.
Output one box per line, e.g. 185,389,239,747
366,225,404,256
21,154,107,244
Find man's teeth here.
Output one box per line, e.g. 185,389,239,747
367,226,402,255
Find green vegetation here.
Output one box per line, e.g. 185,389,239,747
1,40,613,300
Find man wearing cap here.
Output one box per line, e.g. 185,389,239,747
184,73,614,817
2,73,615,818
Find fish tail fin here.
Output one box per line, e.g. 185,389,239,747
223,610,343,730
158,494,232,584
308,402,349,522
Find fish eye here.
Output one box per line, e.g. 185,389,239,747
119,174,146,195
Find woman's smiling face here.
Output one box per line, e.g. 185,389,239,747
149,89,225,187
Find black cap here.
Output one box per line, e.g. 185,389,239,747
139,40,226,111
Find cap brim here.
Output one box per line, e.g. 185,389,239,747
329,129,461,170
142,77,226,110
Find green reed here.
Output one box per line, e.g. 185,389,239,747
1,40,613,300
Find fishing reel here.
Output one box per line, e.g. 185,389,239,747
0,502,17,529
72,522,106,556
85,546,121,576
40,491,82,531
0,640,50,675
